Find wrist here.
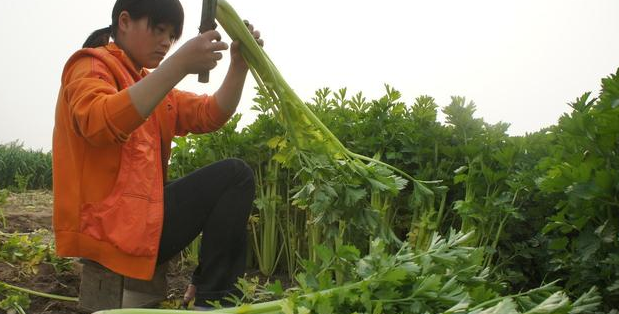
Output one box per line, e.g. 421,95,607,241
161,52,184,77
229,59,249,73
151,55,187,86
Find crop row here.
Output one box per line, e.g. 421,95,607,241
170,69,619,310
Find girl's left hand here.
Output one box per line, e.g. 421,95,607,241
230,20,264,71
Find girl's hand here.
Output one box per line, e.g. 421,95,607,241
173,30,229,75
230,20,264,71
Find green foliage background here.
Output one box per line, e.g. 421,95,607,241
0,141,52,191
170,70,619,310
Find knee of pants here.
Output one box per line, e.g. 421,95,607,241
226,158,255,188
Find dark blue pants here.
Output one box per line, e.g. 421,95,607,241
156,158,255,306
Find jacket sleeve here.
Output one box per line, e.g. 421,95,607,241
171,89,233,136
62,56,145,146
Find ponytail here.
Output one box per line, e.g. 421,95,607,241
82,26,113,48
82,0,183,49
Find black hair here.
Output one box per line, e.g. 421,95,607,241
83,0,184,48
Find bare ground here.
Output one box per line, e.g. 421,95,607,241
0,191,192,314
0,191,291,314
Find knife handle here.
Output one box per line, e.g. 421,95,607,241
198,71,210,83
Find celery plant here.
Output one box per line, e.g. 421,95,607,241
279,169,301,280
214,0,434,187
408,183,448,251
215,0,435,271
93,231,601,314
252,155,283,276
181,236,200,267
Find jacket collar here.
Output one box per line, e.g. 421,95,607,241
104,42,148,78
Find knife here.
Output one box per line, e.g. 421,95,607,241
198,0,218,83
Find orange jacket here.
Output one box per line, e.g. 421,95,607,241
53,43,231,280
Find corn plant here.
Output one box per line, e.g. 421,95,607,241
0,141,51,190
0,189,8,228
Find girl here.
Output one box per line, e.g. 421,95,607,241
52,0,262,309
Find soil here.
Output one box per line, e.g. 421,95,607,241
1,190,54,235
0,191,289,314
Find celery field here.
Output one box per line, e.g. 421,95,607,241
166,72,619,313
1,71,618,313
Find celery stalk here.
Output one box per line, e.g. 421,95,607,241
215,0,435,186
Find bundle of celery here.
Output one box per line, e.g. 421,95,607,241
216,0,438,251
215,0,428,187
93,231,601,314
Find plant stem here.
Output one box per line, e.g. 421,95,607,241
468,281,559,311
0,281,79,302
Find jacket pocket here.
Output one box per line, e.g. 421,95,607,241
79,125,163,257
80,195,160,257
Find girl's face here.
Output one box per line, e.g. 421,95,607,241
120,14,176,69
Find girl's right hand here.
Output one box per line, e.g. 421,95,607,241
174,30,229,75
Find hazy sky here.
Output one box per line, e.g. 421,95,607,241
1,0,618,151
